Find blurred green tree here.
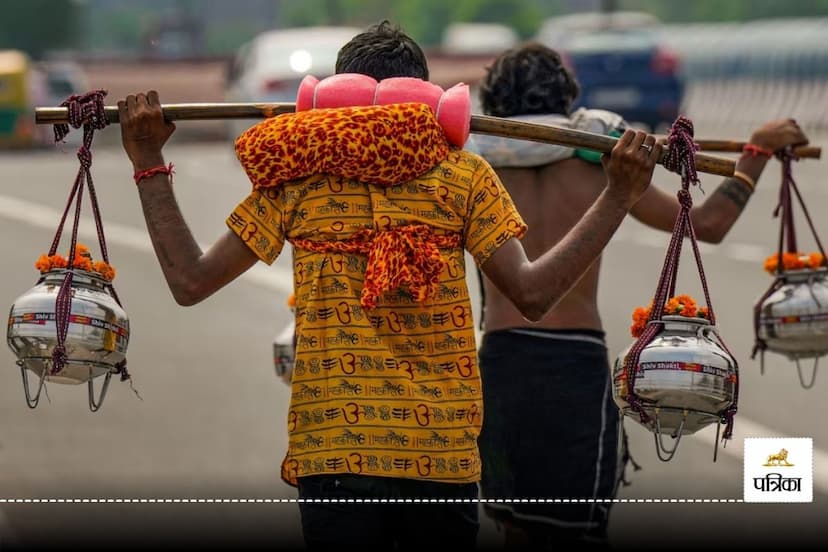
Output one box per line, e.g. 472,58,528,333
0,0,80,58
279,0,555,46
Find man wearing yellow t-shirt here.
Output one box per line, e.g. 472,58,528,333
117,20,659,551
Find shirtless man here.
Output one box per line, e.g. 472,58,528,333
472,42,809,549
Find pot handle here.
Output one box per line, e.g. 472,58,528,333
88,370,112,412
653,408,686,462
795,357,819,389
19,361,47,409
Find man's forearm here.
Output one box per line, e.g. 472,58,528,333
135,170,205,305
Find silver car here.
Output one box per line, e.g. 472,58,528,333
224,25,361,140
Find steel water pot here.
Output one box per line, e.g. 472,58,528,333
273,319,295,386
613,315,738,460
756,267,828,389
7,268,129,409
758,268,828,357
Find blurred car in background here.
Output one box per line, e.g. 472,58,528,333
536,12,683,131
35,60,90,147
537,11,660,44
224,25,361,140
441,22,519,56
38,60,89,104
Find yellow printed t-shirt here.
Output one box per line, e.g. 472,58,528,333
227,148,526,487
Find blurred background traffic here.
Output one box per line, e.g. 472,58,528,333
2,0,828,147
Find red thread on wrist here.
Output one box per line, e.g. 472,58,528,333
134,163,174,185
742,144,773,159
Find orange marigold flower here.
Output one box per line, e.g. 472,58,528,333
50,255,68,269
630,306,650,338
287,293,296,309
73,256,94,272
34,247,116,281
631,306,649,322
785,252,806,270
764,251,825,274
93,261,116,281
672,294,698,317
35,254,52,273
630,294,707,337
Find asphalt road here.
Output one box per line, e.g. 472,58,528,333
1,128,827,550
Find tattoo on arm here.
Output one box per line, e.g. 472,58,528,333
714,178,752,209
138,176,203,273
142,199,177,268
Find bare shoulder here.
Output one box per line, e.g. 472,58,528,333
538,157,605,188
495,157,605,189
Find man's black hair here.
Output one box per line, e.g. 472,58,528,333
335,20,429,80
479,42,580,117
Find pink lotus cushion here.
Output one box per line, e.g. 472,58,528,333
296,73,470,147
436,83,471,148
374,77,443,110
296,74,376,111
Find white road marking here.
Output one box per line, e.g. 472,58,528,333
3,193,826,496
612,227,767,263
0,194,293,295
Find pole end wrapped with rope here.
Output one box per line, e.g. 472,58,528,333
53,89,109,144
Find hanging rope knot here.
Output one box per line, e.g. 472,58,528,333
677,189,693,210
776,145,799,164
292,224,462,310
627,395,652,425
662,116,700,186
115,359,132,382
53,89,109,143
722,406,738,441
76,146,92,168
51,345,68,375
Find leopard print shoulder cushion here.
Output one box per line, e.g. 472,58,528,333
235,103,450,189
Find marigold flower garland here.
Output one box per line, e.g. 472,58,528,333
35,243,116,282
763,252,825,274
630,294,710,338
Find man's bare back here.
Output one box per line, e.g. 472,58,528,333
482,158,608,333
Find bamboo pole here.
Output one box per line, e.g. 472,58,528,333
35,102,744,177
691,139,820,160
470,115,743,176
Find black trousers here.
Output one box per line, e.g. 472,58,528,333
297,474,479,550
478,329,623,549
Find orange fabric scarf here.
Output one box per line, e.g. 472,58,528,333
236,103,460,308
294,225,462,309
